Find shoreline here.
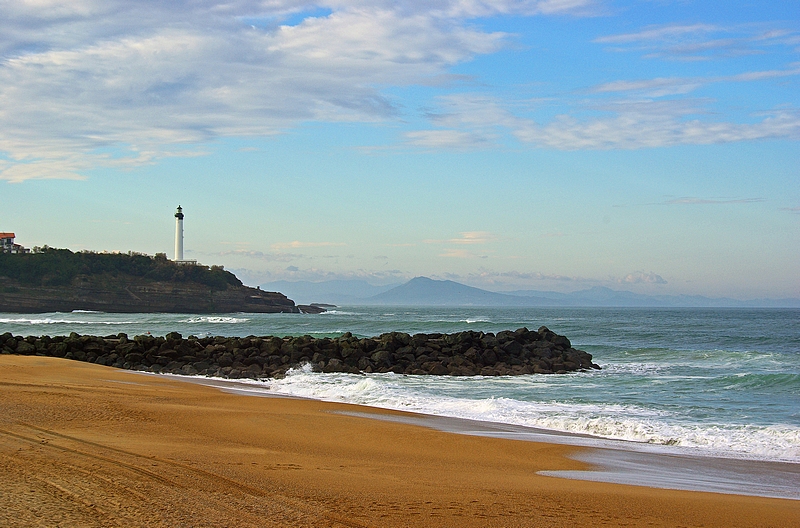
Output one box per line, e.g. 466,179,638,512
159,372,800,501
2,355,799,527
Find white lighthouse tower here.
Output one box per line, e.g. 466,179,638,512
174,205,184,261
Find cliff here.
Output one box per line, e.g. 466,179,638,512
0,248,317,314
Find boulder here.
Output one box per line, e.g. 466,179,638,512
3,326,599,379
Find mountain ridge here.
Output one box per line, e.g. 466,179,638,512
262,277,800,308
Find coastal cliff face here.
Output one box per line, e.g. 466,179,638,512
0,276,300,313
0,248,307,314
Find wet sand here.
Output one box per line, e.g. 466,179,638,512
165,374,800,500
1,355,798,527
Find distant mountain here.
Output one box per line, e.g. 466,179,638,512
259,279,398,305
504,286,800,308
364,277,562,306
261,277,800,308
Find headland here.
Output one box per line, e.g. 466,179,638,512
0,247,323,313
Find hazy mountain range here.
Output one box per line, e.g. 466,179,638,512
260,277,800,308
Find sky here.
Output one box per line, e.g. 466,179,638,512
1,0,798,299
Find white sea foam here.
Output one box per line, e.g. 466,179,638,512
598,362,666,375
0,317,132,325
180,316,249,324
3,306,797,464
616,348,785,370
258,369,800,463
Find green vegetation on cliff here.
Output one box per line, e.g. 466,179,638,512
0,247,241,290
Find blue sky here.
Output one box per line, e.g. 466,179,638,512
1,0,798,299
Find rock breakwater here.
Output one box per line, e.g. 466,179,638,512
0,327,599,378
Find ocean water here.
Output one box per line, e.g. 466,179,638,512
2,307,799,464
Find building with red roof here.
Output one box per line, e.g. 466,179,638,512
0,233,30,254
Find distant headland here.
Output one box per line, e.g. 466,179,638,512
0,247,323,314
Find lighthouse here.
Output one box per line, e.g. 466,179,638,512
174,206,184,261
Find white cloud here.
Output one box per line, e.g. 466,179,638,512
471,269,579,282
458,268,668,290
620,271,667,285
218,249,301,261
440,248,477,258
592,66,800,98
407,94,800,150
424,231,498,246
664,197,764,205
593,77,705,97
0,158,89,183
1,2,796,180
400,22,800,151
439,248,490,258
594,24,720,45
449,231,497,244
405,93,522,148
517,104,800,149
250,264,408,283
594,23,798,61
271,241,346,249
3,1,546,181
405,129,494,149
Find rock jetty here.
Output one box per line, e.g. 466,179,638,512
0,327,599,378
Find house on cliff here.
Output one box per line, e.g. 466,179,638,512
0,233,30,254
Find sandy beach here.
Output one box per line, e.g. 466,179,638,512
1,356,798,527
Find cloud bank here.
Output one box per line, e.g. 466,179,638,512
406,22,800,151
0,0,596,181
1,2,797,181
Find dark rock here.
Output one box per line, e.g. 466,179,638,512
552,335,571,349
218,352,234,367
311,352,326,364
125,352,144,364
3,326,597,379
193,361,211,371
480,349,497,365
357,357,373,371
427,363,449,375
502,340,523,356
323,358,344,373
371,350,391,366
178,364,196,375
16,341,36,355
244,364,263,377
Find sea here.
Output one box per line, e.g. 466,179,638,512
0,306,800,499
2,306,799,496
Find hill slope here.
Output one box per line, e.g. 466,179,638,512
0,248,302,313
366,277,560,306
361,278,800,307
